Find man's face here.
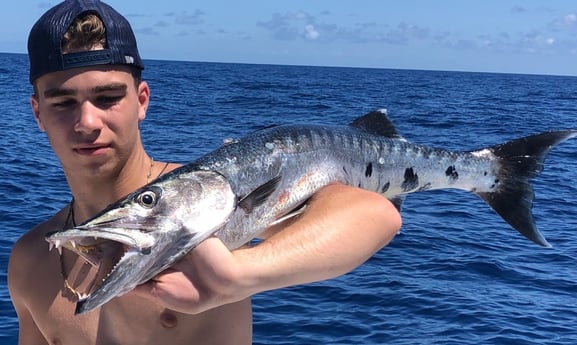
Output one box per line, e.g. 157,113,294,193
31,65,149,178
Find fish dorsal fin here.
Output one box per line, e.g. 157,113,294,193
238,175,282,213
349,109,403,139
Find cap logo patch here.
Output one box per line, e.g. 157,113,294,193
124,56,135,64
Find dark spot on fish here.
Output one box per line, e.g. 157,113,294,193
381,182,390,193
358,182,362,188
417,182,432,192
365,162,373,178
484,171,488,176
471,187,477,193
445,165,459,182
401,167,419,191
342,166,349,176
490,178,500,189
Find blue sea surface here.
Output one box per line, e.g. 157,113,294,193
1,52,576,344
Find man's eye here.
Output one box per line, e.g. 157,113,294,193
52,99,76,108
97,95,123,105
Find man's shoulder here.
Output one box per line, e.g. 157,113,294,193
9,209,65,275
8,208,71,327
13,210,64,250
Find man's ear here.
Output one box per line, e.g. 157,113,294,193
30,95,46,132
137,81,150,122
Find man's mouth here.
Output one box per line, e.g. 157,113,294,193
74,145,110,156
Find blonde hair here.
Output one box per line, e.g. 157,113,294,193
61,13,107,53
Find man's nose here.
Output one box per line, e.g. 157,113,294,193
74,101,104,133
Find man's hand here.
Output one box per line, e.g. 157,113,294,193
132,237,247,314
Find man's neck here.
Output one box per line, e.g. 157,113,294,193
64,150,152,223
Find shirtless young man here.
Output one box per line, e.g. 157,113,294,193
8,1,401,344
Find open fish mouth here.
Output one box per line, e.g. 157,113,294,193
47,229,155,301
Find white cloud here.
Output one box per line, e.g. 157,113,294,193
551,12,577,31
172,9,206,26
564,13,577,26
304,24,320,40
255,8,573,58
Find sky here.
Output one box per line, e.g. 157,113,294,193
3,1,577,76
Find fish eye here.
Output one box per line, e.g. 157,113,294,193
137,190,158,208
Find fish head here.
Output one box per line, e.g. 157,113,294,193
45,169,236,314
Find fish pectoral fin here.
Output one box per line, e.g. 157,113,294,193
269,201,309,227
388,196,405,212
238,175,282,213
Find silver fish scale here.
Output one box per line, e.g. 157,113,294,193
194,124,500,248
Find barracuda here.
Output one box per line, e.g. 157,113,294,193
46,109,577,314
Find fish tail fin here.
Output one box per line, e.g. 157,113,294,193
476,130,577,247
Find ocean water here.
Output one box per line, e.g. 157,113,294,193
1,52,577,344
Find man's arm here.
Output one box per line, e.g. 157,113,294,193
8,238,50,345
133,184,401,314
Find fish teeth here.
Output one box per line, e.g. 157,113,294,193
76,291,89,301
53,239,63,255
